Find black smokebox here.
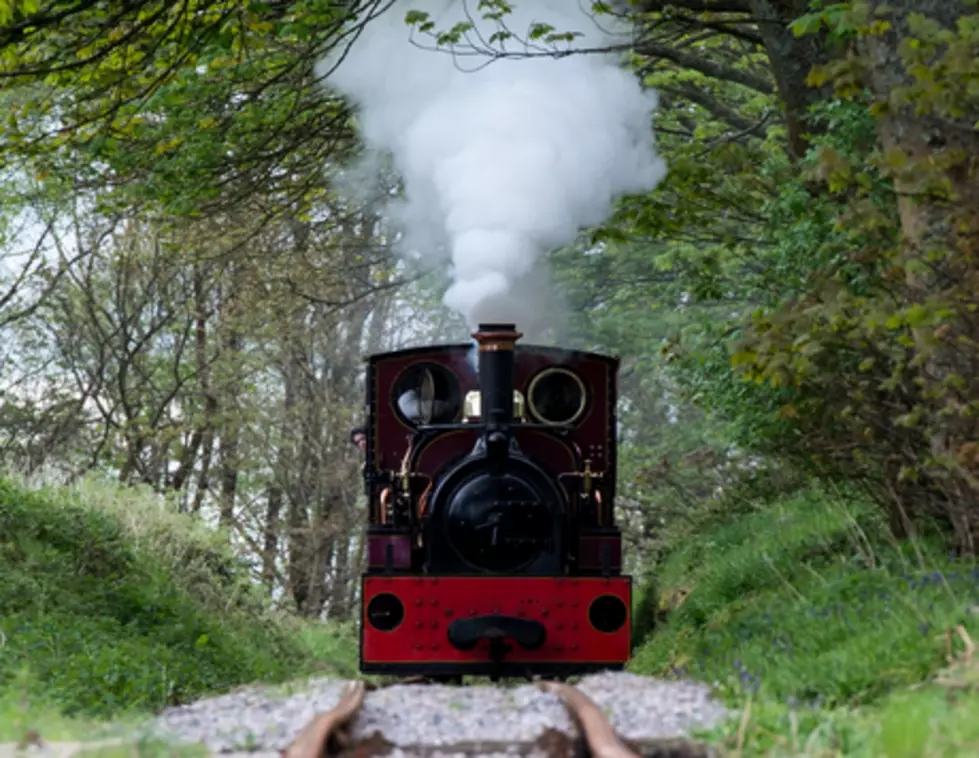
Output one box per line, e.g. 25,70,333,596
472,323,521,426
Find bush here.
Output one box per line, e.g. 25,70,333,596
0,475,356,718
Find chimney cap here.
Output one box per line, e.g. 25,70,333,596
471,323,523,347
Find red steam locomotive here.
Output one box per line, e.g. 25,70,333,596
359,324,630,681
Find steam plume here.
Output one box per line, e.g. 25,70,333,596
320,0,667,331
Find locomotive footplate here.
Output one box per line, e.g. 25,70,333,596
360,575,632,680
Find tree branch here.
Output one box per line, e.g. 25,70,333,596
628,0,751,13
661,82,774,135
636,39,774,94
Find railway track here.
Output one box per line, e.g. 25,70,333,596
281,678,712,758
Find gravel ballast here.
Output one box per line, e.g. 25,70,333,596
150,672,730,756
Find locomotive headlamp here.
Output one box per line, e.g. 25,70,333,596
463,389,526,422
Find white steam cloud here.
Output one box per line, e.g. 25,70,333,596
320,0,667,331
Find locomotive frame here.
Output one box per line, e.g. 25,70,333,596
358,324,630,681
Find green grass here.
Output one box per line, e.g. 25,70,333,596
629,486,979,756
0,679,208,757
7,471,979,757
0,472,358,745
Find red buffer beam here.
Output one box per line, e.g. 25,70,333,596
361,576,631,667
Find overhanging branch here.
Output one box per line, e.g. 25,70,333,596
660,82,774,134
628,0,751,13
636,39,774,94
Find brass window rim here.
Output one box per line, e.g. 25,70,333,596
526,366,588,426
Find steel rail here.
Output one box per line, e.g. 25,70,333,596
281,680,366,758
284,677,652,758
539,681,641,758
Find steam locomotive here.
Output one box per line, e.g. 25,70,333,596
359,324,630,681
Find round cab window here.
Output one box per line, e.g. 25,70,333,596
527,367,587,426
392,362,461,426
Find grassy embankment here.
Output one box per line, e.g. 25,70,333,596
0,474,358,752
629,486,979,757
5,473,979,757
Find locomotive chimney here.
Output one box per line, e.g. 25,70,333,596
472,323,522,427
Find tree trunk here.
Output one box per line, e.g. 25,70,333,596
862,0,979,552
327,527,351,620
218,328,242,529
118,436,143,485
263,483,284,591
218,430,240,528
287,359,316,613
192,428,214,513
746,0,833,158
172,264,213,494
286,493,311,613
304,529,333,619
264,351,299,591
345,528,364,615
216,260,244,530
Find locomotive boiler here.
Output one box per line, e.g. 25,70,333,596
358,323,630,681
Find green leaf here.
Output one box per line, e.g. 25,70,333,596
528,22,555,40
790,13,825,37
404,10,430,25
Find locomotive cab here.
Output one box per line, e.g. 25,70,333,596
358,323,630,680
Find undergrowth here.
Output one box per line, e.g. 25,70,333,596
0,474,357,722
629,485,979,756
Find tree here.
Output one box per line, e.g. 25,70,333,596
410,0,979,552
0,1,398,226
